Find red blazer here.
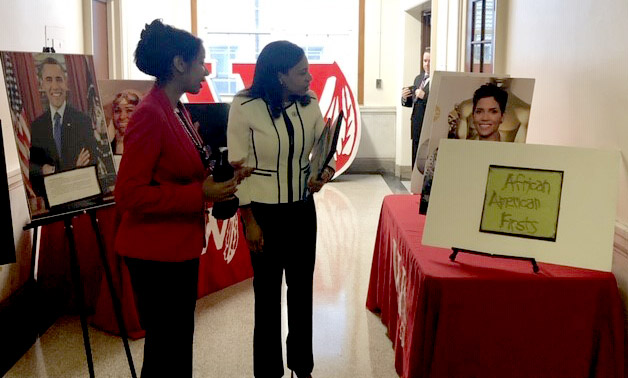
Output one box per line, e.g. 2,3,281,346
114,86,207,262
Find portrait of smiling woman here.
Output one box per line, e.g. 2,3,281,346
471,83,508,141
110,89,141,155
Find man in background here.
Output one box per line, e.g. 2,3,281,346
29,56,97,197
401,47,431,168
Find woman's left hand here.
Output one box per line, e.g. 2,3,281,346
307,166,334,193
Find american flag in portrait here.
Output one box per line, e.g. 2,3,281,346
2,53,35,198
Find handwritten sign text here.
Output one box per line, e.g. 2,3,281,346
480,166,563,241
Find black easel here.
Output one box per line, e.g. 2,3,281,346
25,202,136,378
449,247,539,273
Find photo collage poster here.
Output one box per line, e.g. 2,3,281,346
97,79,153,171
0,52,117,218
415,72,535,214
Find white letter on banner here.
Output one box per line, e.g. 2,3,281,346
202,211,239,264
392,238,408,348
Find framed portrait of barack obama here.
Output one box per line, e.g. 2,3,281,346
1,51,117,219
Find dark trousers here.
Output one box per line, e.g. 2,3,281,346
125,257,199,378
412,137,419,169
250,198,317,378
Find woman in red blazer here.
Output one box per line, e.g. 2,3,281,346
114,19,250,377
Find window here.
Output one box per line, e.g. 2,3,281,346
303,46,324,61
466,0,495,73
209,46,239,97
196,0,357,102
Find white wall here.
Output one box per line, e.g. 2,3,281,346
498,0,628,227
364,0,403,106
0,0,86,302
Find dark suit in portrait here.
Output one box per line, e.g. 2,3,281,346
29,104,97,197
402,71,430,168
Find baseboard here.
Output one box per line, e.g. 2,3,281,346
611,221,628,376
345,158,395,175
7,168,22,191
396,165,413,180
614,221,628,258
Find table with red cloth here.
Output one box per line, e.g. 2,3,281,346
37,205,253,339
366,194,624,378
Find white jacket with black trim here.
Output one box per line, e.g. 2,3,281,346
227,91,334,205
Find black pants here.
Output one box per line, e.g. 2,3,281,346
249,198,317,378
125,257,199,378
412,137,420,169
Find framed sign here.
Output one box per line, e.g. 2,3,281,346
480,166,564,241
422,139,619,272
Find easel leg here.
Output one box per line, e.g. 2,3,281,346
88,211,137,378
28,226,44,336
63,218,95,378
29,226,39,283
449,248,459,262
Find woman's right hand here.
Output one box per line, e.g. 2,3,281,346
202,175,238,202
240,206,264,253
244,221,264,254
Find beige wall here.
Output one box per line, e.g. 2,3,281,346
497,0,628,227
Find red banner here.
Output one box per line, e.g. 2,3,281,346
186,62,361,177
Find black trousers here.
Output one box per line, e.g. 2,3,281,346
250,198,317,378
125,257,199,378
412,137,420,169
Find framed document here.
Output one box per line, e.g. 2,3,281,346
43,165,102,208
479,165,564,241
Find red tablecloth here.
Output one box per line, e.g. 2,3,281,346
38,205,253,339
366,194,624,378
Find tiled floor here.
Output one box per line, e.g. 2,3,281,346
7,174,408,378
401,180,411,193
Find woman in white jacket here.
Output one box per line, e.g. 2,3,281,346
227,40,334,378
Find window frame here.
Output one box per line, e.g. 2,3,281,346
465,0,496,73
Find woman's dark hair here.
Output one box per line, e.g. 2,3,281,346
473,83,508,113
243,40,311,118
134,19,203,85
